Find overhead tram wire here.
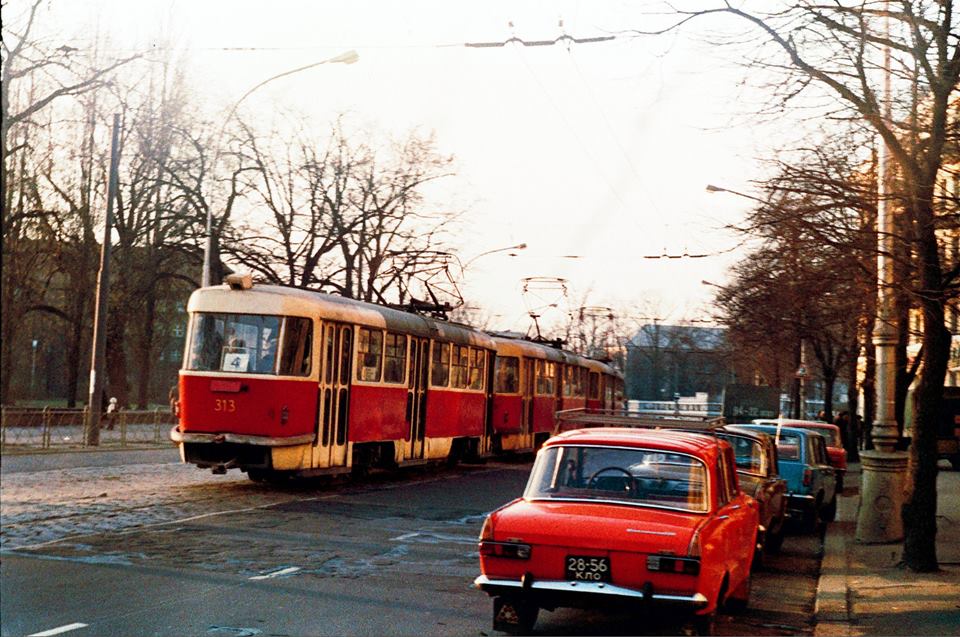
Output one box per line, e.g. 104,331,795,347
464,29,639,248
563,43,663,226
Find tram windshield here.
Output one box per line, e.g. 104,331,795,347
186,313,312,376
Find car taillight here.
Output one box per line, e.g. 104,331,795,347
647,554,700,575
687,526,703,558
479,515,494,542
479,541,531,559
803,469,813,486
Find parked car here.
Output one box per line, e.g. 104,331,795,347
739,424,837,531
754,419,848,491
475,427,759,635
716,426,788,562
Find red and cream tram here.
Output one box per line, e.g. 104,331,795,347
171,276,622,479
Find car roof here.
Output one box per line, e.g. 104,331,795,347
720,425,773,443
738,423,821,439
546,427,726,457
754,419,838,431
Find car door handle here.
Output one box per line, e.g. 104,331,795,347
716,515,730,521
729,505,741,510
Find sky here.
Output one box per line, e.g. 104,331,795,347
13,0,793,333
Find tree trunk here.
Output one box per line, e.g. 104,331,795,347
822,370,835,423
105,312,129,407
136,290,156,408
862,312,877,451
901,198,949,572
846,334,860,462
902,300,949,572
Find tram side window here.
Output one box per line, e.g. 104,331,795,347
451,345,469,389
563,365,573,397
278,317,312,376
589,372,600,400
536,360,556,396
384,332,406,384
495,356,519,393
431,342,450,387
575,367,585,398
468,348,485,390
357,328,384,382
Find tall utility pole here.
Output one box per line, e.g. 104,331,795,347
84,114,121,446
857,3,908,543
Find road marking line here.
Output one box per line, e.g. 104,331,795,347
28,623,88,636
248,566,301,580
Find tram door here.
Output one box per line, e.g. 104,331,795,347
523,358,535,444
404,337,428,461
317,323,352,468
481,349,495,455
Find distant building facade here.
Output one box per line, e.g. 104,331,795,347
625,324,736,402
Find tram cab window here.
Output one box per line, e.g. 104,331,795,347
357,328,384,382
495,356,520,394
431,342,450,387
186,313,311,377
383,333,406,384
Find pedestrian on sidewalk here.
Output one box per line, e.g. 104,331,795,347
103,396,119,430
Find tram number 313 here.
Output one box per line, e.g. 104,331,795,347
214,399,237,413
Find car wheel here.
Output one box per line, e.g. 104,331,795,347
822,496,838,523
802,496,822,533
836,474,844,493
682,612,715,636
950,455,960,471
493,596,538,635
725,570,751,614
765,524,785,554
751,533,764,571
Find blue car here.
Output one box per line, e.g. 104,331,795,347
737,424,837,531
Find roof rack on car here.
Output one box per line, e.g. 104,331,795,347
555,408,726,433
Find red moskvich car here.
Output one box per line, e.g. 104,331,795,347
475,427,759,634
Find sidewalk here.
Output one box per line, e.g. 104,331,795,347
815,462,960,636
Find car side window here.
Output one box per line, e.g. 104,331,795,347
716,449,738,506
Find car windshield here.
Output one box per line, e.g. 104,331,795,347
524,445,709,513
718,434,764,475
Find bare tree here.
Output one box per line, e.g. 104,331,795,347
1,1,136,404
639,1,959,570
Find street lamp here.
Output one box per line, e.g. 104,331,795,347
705,183,767,204
201,50,360,287
460,242,527,272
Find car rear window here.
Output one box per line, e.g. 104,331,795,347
717,434,764,475
775,432,803,460
525,445,709,513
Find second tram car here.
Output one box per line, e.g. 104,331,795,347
171,277,623,479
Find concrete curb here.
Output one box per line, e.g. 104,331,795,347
814,506,855,636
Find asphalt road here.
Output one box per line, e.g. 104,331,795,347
1,454,824,636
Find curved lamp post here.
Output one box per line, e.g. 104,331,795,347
460,242,527,272
201,50,359,287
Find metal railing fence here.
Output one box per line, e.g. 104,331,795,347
0,406,176,451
